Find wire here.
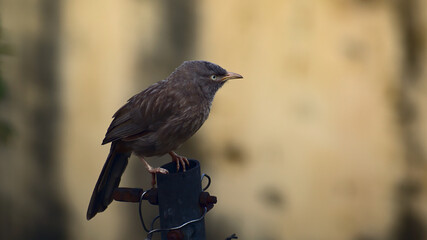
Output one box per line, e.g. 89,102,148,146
139,191,150,232
146,207,208,238
150,215,160,230
201,173,211,191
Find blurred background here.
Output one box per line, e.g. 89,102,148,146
1,0,427,239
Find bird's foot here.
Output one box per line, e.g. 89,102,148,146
169,151,190,172
140,157,169,187
148,167,168,187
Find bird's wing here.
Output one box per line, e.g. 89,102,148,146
102,81,178,144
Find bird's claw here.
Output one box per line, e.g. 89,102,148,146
147,167,169,187
169,151,190,172
148,167,169,175
177,156,189,172
140,157,169,187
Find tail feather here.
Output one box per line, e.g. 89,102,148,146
87,142,131,220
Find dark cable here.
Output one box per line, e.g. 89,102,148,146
139,191,150,232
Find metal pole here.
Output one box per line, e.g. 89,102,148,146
157,159,205,240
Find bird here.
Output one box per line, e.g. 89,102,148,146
87,60,243,220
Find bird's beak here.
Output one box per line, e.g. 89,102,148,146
221,72,243,81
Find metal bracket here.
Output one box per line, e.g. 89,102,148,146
112,160,217,240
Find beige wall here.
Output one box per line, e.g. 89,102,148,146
61,1,139,239
197,1,404,239
1,0,427,239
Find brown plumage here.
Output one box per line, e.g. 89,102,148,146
87,60,242,220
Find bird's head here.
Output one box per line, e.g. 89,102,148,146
170,60,243,101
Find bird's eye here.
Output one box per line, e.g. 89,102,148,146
210,75,217,80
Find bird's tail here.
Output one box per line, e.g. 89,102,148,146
87,142,131,220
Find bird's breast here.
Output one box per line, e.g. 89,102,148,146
173,104,210,136
132,102,210,157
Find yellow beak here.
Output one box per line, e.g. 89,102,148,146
221,72,243,81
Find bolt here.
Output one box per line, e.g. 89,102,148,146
167,230,184,240
199,192,217,211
